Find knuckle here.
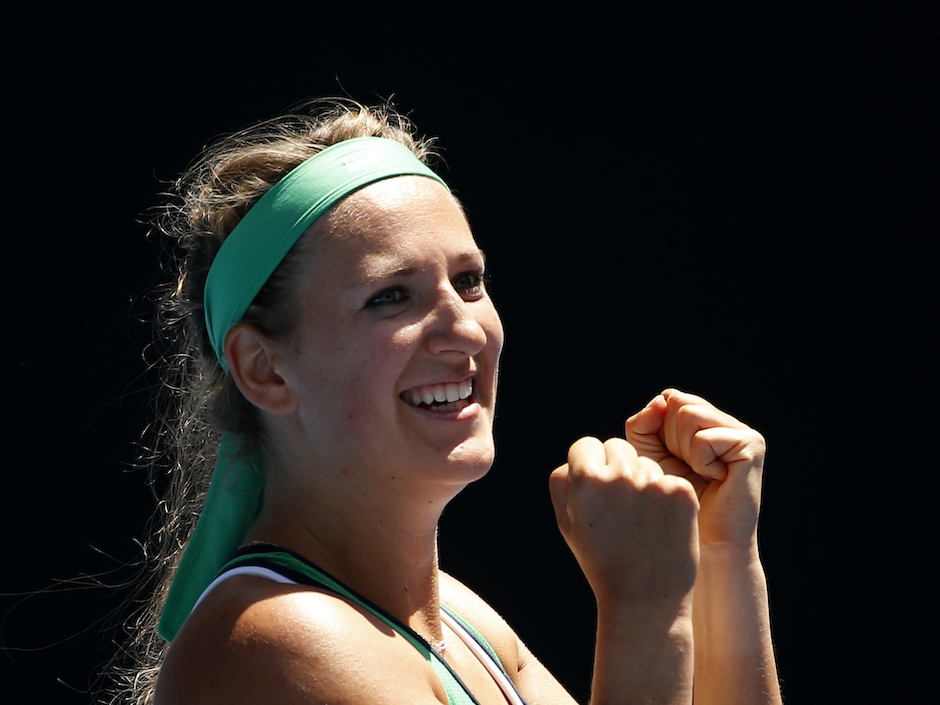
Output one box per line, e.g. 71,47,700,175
743,429,767,456
673,407,699,434
568,435,600,460
603,437,634,457
675,402,707,424
665,393,683,413
571,435,599,448
659,475,699,503
549,464,569,480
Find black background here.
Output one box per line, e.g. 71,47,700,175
3,3,936,703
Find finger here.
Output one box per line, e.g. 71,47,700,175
673,403,719,468
662,395,683,461
689,426,765,484
548,465,572,534
625,394,667,436
688,427,729,481
602,437,638,478
625,394,668,458
661,387,715,408
664,393,750,465
566,436,606,482
655,470,701,510
663,389,748,430
634,455,666,485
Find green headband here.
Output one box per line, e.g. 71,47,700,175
158,137,447,642
204,136,447,370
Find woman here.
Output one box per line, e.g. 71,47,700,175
124,101,780,704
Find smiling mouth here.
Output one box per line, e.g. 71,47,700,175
402,379,474,412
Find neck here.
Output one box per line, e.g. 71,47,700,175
244,464,453,641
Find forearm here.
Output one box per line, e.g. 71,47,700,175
692,542,781,705
590,599,694,705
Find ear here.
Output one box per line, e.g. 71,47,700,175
224,323,299,416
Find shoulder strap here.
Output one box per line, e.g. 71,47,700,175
440,604,504,671
440,605,527,705
218,546,481,705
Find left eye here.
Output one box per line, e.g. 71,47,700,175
454,271,486,294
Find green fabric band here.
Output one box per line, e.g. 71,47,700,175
158,137,447,642
158,434,263,641
204,136,447,370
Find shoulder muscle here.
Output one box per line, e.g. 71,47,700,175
155,575,447,705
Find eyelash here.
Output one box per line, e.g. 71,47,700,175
454,270,490,296
364,270,489,309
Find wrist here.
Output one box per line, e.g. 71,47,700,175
699,537,761,568
593,601,694,705
595,588,695,635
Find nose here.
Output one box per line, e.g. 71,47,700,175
425,287,490,357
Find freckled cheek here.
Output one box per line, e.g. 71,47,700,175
315,378,385,445
337,349,410,414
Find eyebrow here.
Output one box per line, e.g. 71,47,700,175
357,250,486,287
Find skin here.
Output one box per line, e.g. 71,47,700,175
551,390,782,704
154,176,780,704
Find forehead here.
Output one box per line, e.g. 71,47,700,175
308,176,482,275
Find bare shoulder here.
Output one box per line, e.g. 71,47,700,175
155,575,447,705
438,572,576,704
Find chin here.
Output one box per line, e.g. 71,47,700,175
441,438,496,482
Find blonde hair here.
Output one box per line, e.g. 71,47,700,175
104,100,437,704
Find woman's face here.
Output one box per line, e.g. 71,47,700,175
276,176,504,496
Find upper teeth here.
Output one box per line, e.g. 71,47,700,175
407,380,473,407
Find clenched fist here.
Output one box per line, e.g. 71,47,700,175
627,389,766,548
549,436,699,611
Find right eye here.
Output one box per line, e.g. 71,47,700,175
365,286,407,308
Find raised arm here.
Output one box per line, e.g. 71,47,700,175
547,389,781,705
549,436,700,705
626,389,781,705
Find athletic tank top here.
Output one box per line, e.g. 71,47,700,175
196,544,529,705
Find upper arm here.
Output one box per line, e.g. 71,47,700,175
439,572,578,705
155,576,449,705
515,641,582,705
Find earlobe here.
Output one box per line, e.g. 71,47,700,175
224,323,299,416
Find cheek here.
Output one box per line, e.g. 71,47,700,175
315,335,411,415
483,306,505,358
300,365,387,450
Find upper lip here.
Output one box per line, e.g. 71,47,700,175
401,370,476,392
